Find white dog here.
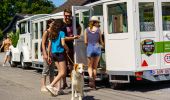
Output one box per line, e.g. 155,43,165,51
71,63,85,100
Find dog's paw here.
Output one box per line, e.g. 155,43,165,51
78,96,82,100
75,93,78,97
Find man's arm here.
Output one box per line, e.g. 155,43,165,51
64,36,80,41
0,41,5,51
47,39,52,63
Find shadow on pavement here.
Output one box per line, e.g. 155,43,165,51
83,96,100,100
113,80,170,92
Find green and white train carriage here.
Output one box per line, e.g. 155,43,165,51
11,0,170,88
10,14,49,68
72,0,170,87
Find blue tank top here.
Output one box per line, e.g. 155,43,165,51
87,28,100,44
51,31,65,53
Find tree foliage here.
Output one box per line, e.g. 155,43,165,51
0,0,55,31
0,29,3,41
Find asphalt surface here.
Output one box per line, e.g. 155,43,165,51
1,53,170,100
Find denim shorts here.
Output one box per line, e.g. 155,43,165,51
87,43,101,57
52,53,65,62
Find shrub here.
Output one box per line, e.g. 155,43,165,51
9,30,19,47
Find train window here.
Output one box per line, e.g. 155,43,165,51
162,2,170,31
28,21,30,33
40,21,44,38
35,23,38,39
93,5,104,34
83,11,90,30
20,22,26,34
108,2,128,34
139,2,155,32
93,5,103,16
34,43,38,59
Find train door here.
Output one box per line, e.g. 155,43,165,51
72,6,92,64
103,0,135,72
136,0,160,71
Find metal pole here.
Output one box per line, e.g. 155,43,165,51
72,6,77,64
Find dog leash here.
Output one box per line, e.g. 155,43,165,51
66,53,74,65
66,53,89,68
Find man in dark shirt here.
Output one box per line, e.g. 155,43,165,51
62,9,81,89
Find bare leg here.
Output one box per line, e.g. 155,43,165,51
41,76,47,89
49,76,54,83
49,64,55,83
87,57,93,78
50,61,66,90
41,60,49,91
54,62,61,90
62,71,68,89
88,57,95,88
3,55,8,65
93,56,100,80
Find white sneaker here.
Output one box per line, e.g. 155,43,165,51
46,85,57,96
53,87,58,91
2,64,5,67
41,87,48,92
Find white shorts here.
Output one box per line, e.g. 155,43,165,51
5,50,10,56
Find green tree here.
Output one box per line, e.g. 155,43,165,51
0,29,3,40
0,0,55,31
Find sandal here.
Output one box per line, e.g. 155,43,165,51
89,77,95,88
58,90,64,95
62,83,68,89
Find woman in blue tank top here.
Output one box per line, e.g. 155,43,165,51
84,16,104,89
46,19,69,96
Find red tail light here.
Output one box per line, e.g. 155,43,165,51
135,72,143,80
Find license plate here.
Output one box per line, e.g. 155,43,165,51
151,69,170,75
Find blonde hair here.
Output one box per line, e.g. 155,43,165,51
88,21,95,30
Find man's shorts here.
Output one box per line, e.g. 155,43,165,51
87,43,101,57
52,53,65,62
42,60,55,77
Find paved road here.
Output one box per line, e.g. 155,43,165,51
1,53,170,100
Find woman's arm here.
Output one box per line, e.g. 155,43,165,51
84,29,88,46
61,38,69,53
42,31,48,59
99,30,105,48
47,39,51,62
